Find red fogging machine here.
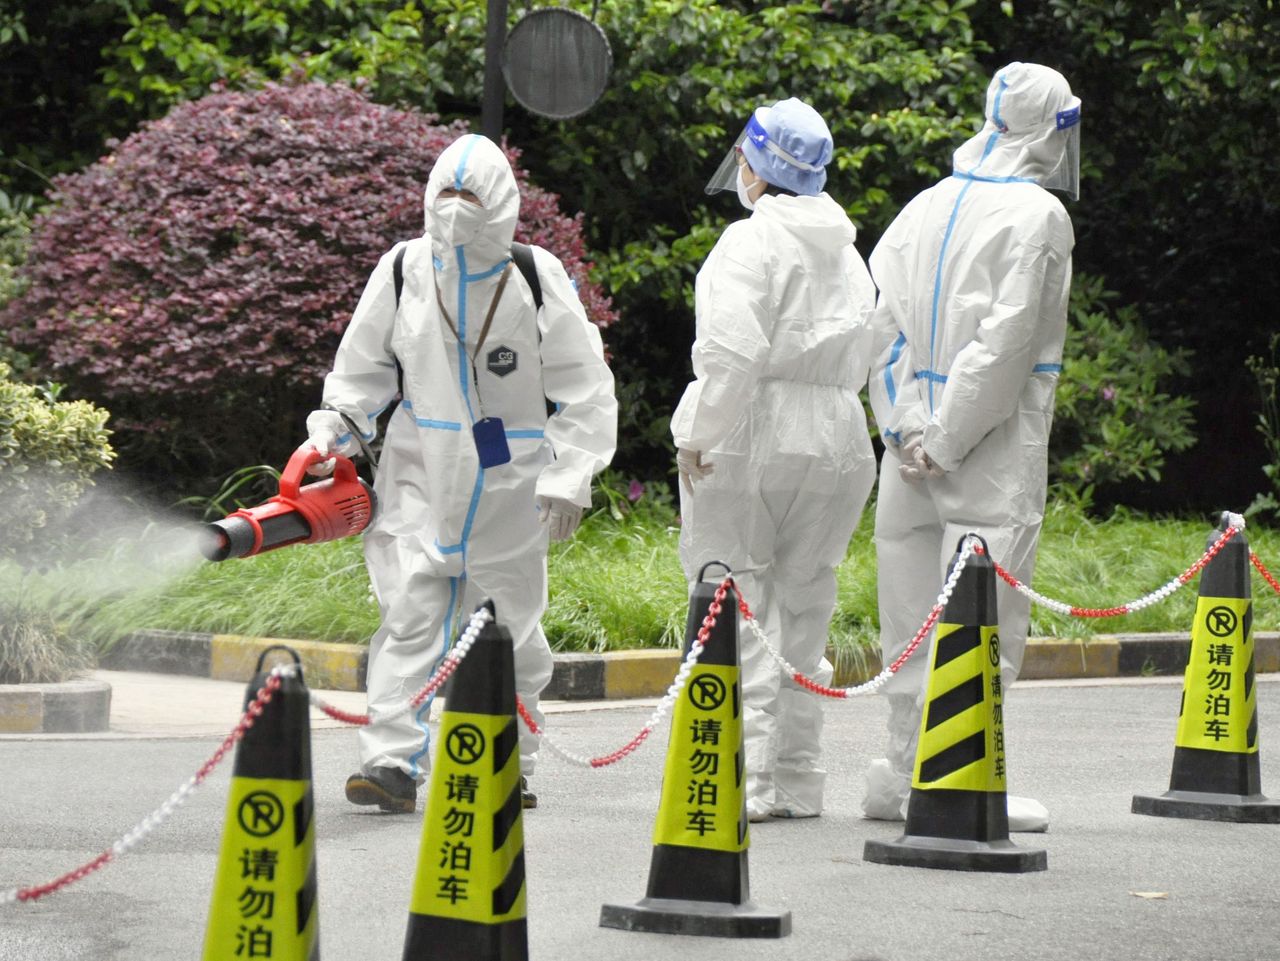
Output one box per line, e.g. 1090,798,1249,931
200,446,376,562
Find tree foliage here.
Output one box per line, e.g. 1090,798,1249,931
5,0,1274,511
507,0,995,473
3,80,615,495
967,0,1279,513
0,1,130,200
100,0,471,114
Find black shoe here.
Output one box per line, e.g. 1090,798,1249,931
346,767,417,814
521,776,538,810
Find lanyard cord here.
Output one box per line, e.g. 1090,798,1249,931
435,264,512,418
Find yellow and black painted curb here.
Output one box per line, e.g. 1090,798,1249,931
599,563,791,939
864,537,1048,874
1134,519,1280,822
203,647,320,961
100,629,1280,699
403,604,528,961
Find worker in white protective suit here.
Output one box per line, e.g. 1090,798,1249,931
304,134,617,813
862,63,1080,833
674,98,878,822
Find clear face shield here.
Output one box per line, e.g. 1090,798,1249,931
1040,98,1081,201
705,121,754,195
705,104,829,197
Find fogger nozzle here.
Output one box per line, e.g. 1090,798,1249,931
200,447,375,562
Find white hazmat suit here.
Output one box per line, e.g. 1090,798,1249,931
674,100,878,821
863,64,1079,830
313,135,617,797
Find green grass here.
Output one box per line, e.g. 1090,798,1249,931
11,497,1280,662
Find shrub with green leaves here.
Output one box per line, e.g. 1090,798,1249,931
0,361,113,682
0,201,31,308
1050,274,1196,500
0,361,114,568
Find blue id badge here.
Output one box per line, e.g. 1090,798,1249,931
472,416,511,468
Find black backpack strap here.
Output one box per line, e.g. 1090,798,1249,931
393,244,407,308
510,242,542,310
509,243,557,417
391,244,407,399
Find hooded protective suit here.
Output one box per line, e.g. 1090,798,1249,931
863,63,1078,827
673,176,878,820
316,134,617,784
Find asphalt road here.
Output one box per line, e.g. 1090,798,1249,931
3,675,1279,961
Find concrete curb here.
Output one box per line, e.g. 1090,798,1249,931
0,678,112,733
96,628,1280,699
101,629,370,692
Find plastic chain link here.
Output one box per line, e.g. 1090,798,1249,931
1252,551,1280,596
752,535,978,700
309,606,492,726
979,518,1242,618
18,523,1264,905
3,665,298,904
514,578,729,768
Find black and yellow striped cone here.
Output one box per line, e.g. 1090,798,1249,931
599,562,791,938
864,536,1047,873
203,646,320,960
1133,515,1280,822
402,602,528,961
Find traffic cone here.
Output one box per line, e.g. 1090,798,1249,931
402,602,529,961
599,562,791,938
203,646,320,960
1132,514,1280,822
863,536,1047,873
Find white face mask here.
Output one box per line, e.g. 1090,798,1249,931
431,196,488,248
735,166,756,211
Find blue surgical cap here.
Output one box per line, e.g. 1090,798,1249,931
739,98,833,197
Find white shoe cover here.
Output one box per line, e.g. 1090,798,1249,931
746,796,773,823
861,758,909,821
1007,795,1049,833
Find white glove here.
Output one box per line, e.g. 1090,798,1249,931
537,496,584,542
898,433,925,482
899,433,946,482
676,448,715,495
304,409,359,476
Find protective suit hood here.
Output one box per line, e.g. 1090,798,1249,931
952,62,1081,197
753,192,856,252
423,134,519,269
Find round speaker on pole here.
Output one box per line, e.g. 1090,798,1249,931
502,7,613,120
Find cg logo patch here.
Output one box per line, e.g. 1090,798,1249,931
487,345,518,377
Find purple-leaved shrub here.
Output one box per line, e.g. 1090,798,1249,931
3,79,616,498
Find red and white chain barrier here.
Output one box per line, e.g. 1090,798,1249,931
513,578,728,768
13,527,1275,901
308,606,491,727
982,516,1243,618
2,665,296,904
1251,551,1280,596
4,607,495,905
750,536,979,700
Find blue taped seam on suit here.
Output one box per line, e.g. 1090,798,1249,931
409,575,460,778
928,177,976,413
884,331,907,407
